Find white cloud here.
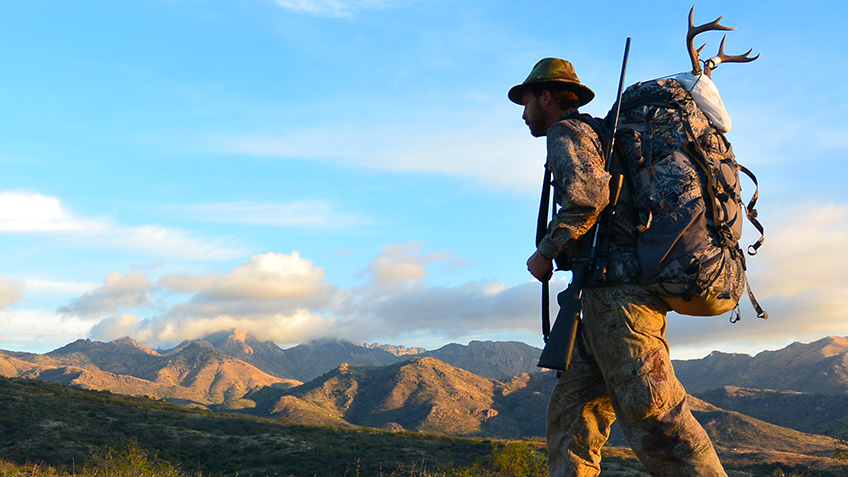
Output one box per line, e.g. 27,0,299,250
366,243,430,285
337,279,546,340
0,309,94,353
270,0,411,18
750,204,848,298
58,271,152,318
90,310,335,347
0,273,23,308
220,113,543,192
93,225,246,261
331,243,543,340
148,251,340,342
176,200,370,229
0,191,110,233
83,247,534,347
22,278,101,296
0,191,246,261
364,242,468,286
88,313,144,342
159,251,331,300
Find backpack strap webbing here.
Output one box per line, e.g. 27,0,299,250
683,140,725,238
746,275,769,320
737,164,765,255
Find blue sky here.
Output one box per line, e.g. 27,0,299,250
0,1,845,360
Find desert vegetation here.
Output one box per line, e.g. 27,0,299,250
2,376,847,476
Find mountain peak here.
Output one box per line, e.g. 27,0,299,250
354,342,427,357
49,337,158,357
112,337,158,355
201,329,260,346
810,336,848,357
231,329,249,343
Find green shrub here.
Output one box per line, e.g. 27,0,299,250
446,442,547,477
79,442,188,477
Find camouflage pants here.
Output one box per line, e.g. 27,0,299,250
546,284,725,476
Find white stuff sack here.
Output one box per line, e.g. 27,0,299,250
675,72,732,133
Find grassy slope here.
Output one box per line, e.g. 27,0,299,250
1,376,847,476
0,376,500,476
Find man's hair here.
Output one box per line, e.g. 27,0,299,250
530,84,580,110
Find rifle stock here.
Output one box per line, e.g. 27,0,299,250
537,266,585,371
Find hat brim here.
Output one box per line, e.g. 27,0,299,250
508,80,595,107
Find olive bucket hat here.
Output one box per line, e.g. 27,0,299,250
508,57,595,106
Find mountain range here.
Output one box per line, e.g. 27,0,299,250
198,331,542,382
0,332,544,406
2,331,848,468
674,335,848,394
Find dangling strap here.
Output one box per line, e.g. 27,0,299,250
537,165,554,341
738,164,765,256
746,275,769,320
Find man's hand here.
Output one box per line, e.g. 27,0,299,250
527,250,553,282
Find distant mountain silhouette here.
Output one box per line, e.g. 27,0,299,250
230,356,838,466
3,332,848,468
4,331,848,465
0,332,546,406
694,386,848,435
0,337,288,405
356,342,427,357
193,330,543,381
240,356,553,437
685,395,837,467
198,329,298,380
674,336,848,394
421,340,542,379
281,338,403,382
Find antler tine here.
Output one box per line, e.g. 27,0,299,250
703,34,760,77
687,5,736,75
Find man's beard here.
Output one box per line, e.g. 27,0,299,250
528,119,547,137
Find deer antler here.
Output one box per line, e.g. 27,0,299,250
687,5,735,76
703,34,760,77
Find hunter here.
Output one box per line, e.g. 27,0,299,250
510,57,726,476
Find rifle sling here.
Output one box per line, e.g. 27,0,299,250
537,166,556,340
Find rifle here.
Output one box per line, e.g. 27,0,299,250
537,38,631,372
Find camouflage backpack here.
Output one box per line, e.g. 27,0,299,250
606,8,767,320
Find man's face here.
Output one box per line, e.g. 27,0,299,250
521,90,547,137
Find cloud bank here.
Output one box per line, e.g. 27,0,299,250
58,271,152,318
77,246,539,346
52,204,848,353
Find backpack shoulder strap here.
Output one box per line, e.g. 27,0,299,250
568,112,606,143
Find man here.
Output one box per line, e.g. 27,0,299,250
510,58,726,476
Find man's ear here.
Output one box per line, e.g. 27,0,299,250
538,89,552,107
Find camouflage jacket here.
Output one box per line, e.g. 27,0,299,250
540,111,641,284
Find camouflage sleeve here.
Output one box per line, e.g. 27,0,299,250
537,119,611,260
